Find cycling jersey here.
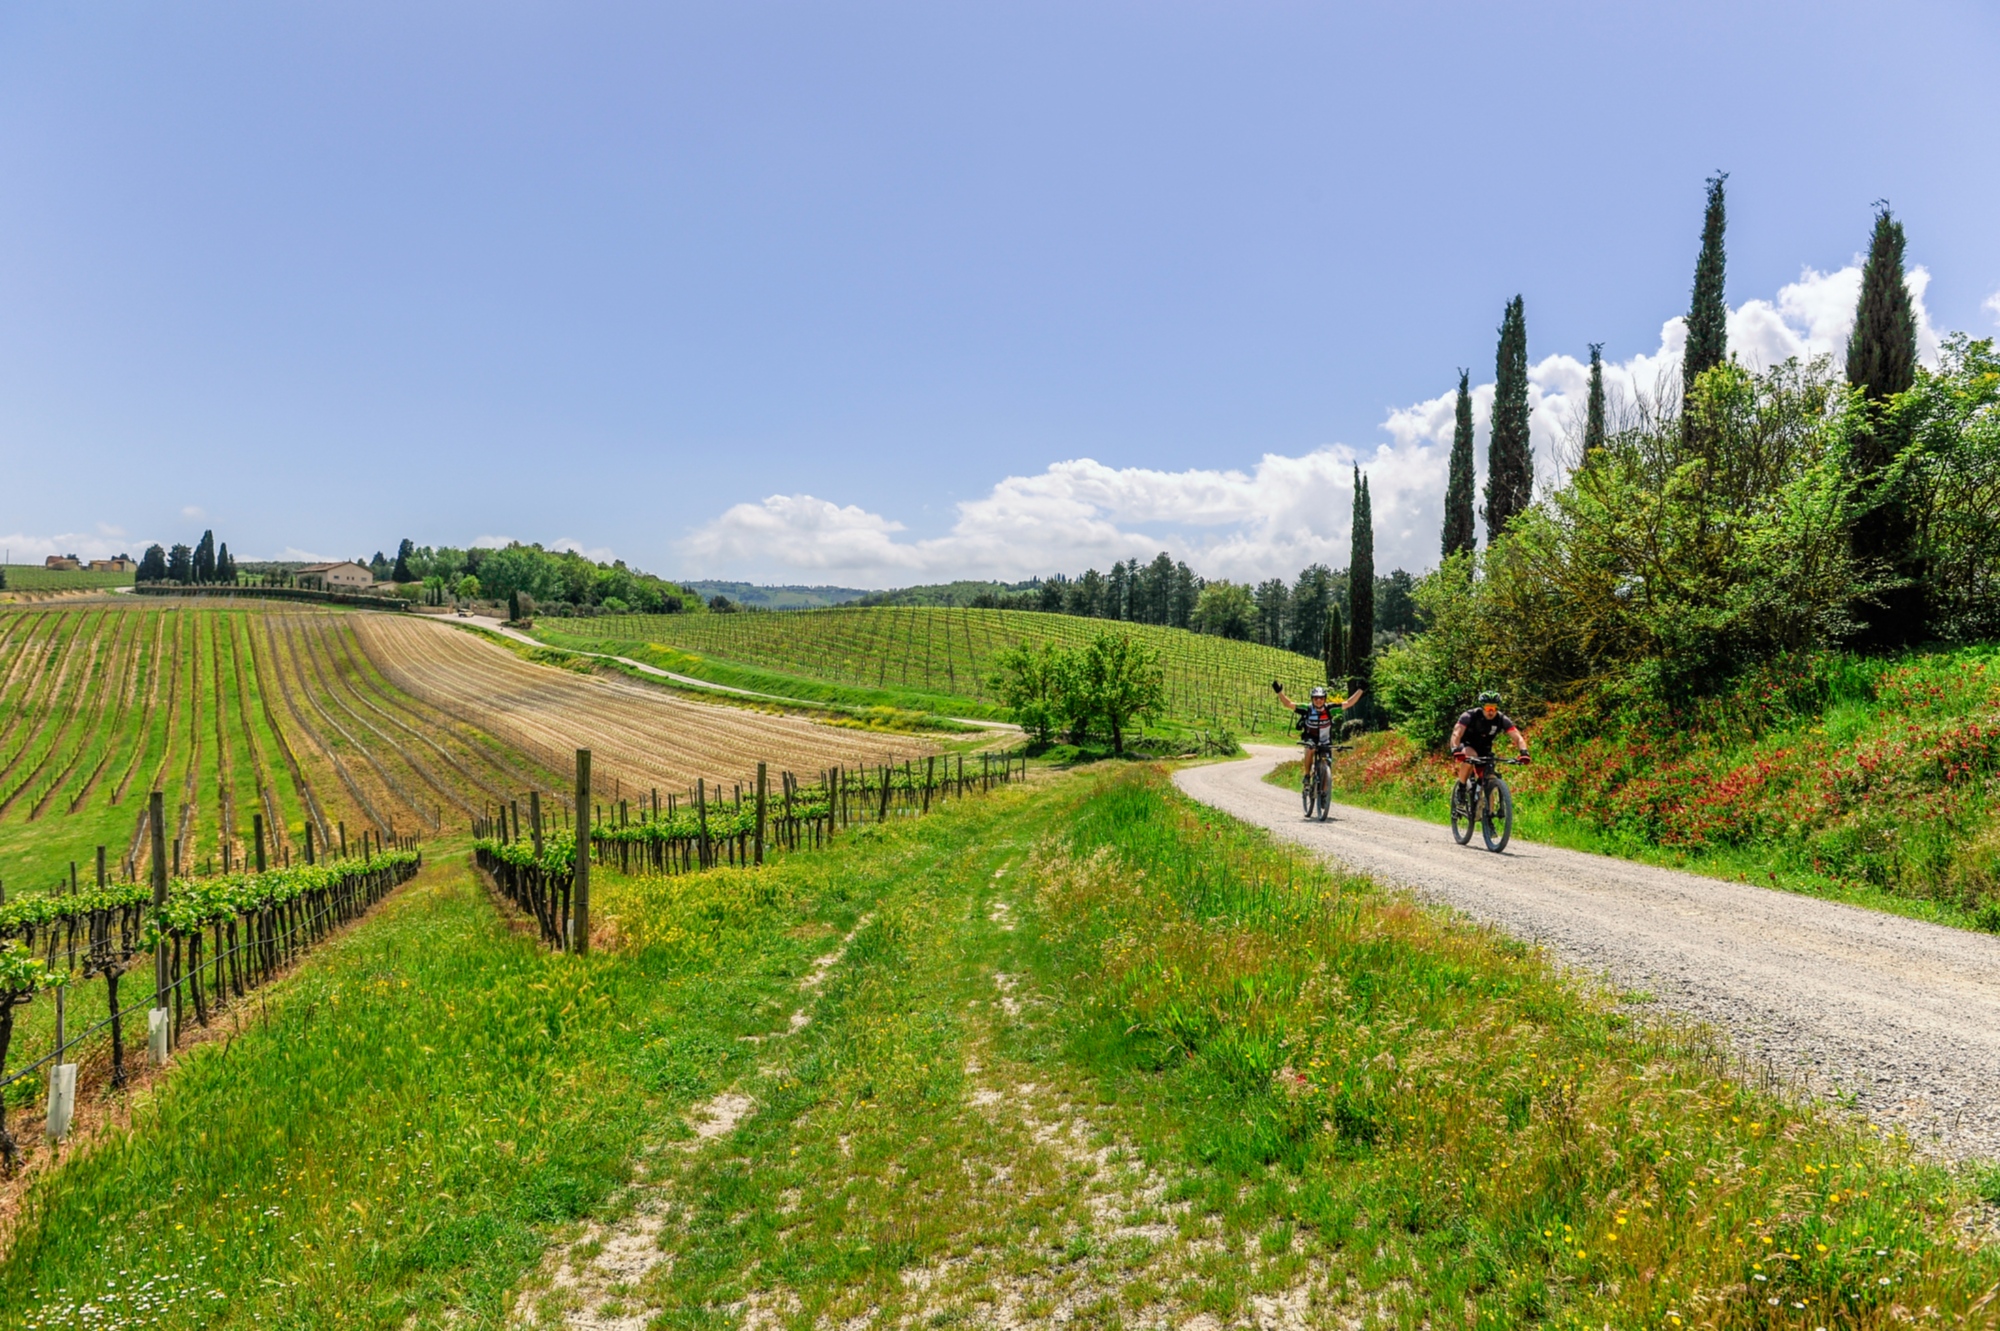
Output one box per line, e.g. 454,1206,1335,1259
1455,708,1519,755
1295,702,1340,747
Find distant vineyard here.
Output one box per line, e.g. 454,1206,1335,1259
0,604,935,897
551,607,1329,732
0,564,134,593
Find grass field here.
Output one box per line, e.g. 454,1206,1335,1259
0,566,134,595
531,606,1326,736
4,764,1994,1327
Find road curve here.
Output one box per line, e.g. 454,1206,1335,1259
1177,744,2000,1159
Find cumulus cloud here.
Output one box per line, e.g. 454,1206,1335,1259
1,531,154,563
681,264,1953,587
1986,289,2000,326
181,505,206,520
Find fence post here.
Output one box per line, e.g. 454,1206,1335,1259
46,981,75,1144
697,779,711,868
530,790,544,858
755,763,767,866
149,791,171,1066
573,750,591,955
305,822,315,866
254,813,266,872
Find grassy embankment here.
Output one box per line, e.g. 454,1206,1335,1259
1285,646,2000,933
529,605,1323,739
5,764,1995,1328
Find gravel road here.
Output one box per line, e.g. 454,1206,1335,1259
1177,745,2000,1160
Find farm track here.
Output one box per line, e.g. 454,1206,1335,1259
1178,746,2000,1160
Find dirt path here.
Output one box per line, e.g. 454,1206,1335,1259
1177,744,2000,1160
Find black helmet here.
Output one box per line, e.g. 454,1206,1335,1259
1477,690,1502,707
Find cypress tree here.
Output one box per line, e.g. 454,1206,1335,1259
194,530,216,584
392,538,416,584
217,542,235,584
1683,172,1729,429
1441,369,1477,558
1584,343,1607,459
1484,297,1532,541
1346,470,1375,694
1846,204,1925,647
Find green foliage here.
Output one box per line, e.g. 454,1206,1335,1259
989,641,1073,743
990,631,1165,753
1847,205,1927,648
1346,470,1374,692
1904,336,2000,640
1442,368,1477,557
1190,579,1254,640
462,542,693,615
1484,296,1532,539
1584,343,1606,458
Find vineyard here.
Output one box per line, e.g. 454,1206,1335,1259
0,603,944,899
0,566,135,596
536,606,1328,734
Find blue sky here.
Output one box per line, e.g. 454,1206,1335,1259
4,1,1998,586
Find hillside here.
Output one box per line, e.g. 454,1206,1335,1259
530,605,1329,735
679,579,872,609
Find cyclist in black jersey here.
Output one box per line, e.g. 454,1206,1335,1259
1450,691,1530,785
1272,681,1364,759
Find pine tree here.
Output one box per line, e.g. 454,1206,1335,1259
194,530,216,584
1347,470,1375,694
1683,172,1729,428
167,543,194,584
1584,343,1607,459
1484,297,1532,540
137,545,168,582
1846,204,1925,647
1441,369,1477,558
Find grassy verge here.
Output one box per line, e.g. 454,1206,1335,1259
7,769,1996,1328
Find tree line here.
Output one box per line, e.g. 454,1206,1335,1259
136,530,237,585
1382,175,2000,744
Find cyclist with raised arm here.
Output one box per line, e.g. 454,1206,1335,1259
1272,681,1363,804
1451,691,1530,794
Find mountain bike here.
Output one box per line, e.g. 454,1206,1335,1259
1299,742,1350,822
1451,754,1524,852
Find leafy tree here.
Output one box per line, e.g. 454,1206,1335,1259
193,531,216,583
1253,578,1289,647
1288,564,1334,656
1902,335,2000,640
1375,569,1418,636
0,566,7,591
1347,470,1375,693
1684,172,1730,412
369,551,391,581
990,642,1075,743
708,594,737,612
1076,632,1165,756
1322,605,1345,686
1191,581,1255,640
1584,343,1607,459
167,543,194,584
1036,578,1066,612
1484,296,1532,540
392,539,415,583
1846,204,1925,648
137,545,168,582
1066,569,1106,617
1105,562,1131,621
455,574,481,602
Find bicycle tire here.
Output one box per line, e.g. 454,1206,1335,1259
1450,779,1475,845
1481,777,1513,852
1314,757,1331,821
1300,762,1316,818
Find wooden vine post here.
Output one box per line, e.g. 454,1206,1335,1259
530,790,544,858
754,763,767,866
572,750,591,955
148,790,171,1066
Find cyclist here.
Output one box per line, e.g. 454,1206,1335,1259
1272,680,1364,765
1450,692,1530,794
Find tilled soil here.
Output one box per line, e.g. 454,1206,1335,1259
1177,745,2000,1160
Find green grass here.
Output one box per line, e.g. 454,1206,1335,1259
7,766,1995,1327
0,565,135,594
530,606,1322,736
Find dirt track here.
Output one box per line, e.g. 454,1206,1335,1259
1177,745,2000,1160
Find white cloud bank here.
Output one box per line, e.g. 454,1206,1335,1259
684,263,1946,587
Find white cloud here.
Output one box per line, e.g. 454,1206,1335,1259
470,534,517,549
548,537,617,564
682,265,1959,587
181,505,206,520
273,546,337,563
1986,288,2000,326
1,531,152,563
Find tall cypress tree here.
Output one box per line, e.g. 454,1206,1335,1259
194,530,216,583
1441,369,1477,557
1683,172,1729,428
1346,470,1375,693
1483,297,1532,541
1584,343,1607,459
1846,204,1924,647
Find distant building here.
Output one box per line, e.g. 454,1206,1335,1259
90,555,136,572
295,560,375,590
44,554,81,571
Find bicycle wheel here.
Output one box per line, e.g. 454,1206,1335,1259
1314,758,1332,821
1450,779,1475,844
1481,777,1513,852
1300,762,1316,817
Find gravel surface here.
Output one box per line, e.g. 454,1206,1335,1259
1177,745,2000,1160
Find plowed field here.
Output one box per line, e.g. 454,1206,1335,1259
0,601,937,896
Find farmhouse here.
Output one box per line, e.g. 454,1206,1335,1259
90,556,136,572
296,561,375,590
43,554,81,571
